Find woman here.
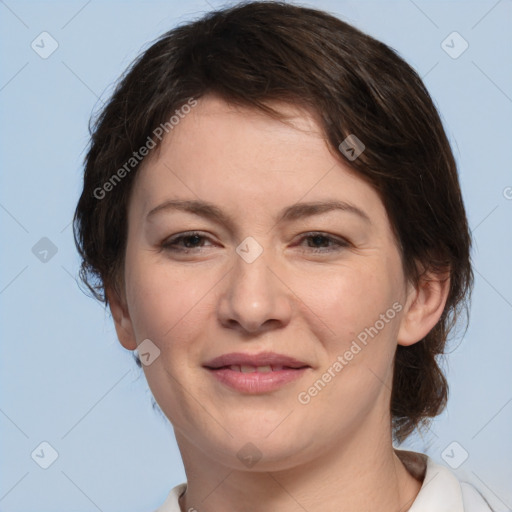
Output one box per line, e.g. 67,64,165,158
73,2,492,510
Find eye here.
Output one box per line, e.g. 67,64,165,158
160,231,349,254
297,232,350,253
161,231,214,252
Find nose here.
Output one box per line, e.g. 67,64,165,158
217,248,293,334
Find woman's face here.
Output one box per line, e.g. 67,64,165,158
115,95,414,470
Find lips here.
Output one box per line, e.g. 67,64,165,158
203,352,310,394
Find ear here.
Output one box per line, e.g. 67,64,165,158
397,270,450,347
106,286,137,350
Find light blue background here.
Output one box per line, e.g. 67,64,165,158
1,1,511,511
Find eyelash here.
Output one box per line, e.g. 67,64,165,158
161,231,350,254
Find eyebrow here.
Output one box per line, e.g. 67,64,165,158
146,198,371,229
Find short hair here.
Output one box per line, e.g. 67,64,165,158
73,1,473,443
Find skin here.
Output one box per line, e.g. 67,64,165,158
108,95,450,512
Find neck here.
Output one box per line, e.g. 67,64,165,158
174,417,422,512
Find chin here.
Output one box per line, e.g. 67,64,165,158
209,425,316,470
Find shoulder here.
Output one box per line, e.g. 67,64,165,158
395,449,494,512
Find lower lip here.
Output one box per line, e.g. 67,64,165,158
206,367,308,393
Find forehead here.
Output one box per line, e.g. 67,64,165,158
158,96,329,172
130,95,388,229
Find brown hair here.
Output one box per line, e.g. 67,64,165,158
73,1,473,443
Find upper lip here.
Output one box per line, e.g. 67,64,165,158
203,351,310,369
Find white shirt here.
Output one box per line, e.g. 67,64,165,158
154,449,493,511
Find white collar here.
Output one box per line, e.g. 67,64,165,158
396,448,464,511
395,449,492,511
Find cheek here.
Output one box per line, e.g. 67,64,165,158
297,259,404,385
125,254,216,354
303,264,398,333
302,269,403,401
124,258,211,417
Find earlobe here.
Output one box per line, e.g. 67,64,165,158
397,271,450,347
106,286,138,351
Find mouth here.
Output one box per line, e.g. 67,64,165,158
203,352,311,394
